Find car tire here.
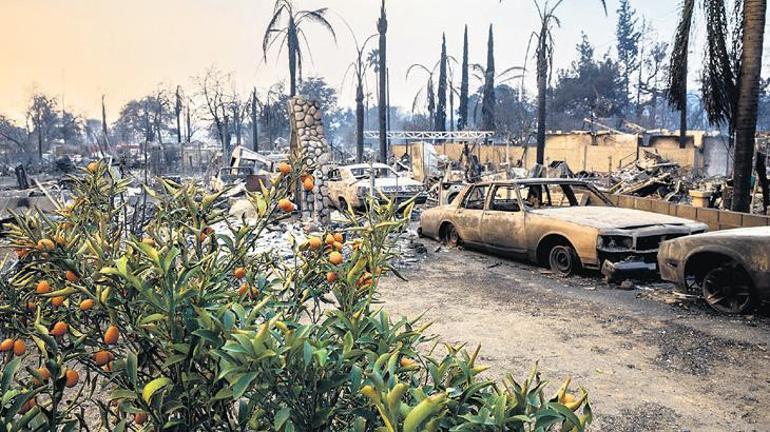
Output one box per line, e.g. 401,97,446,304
444,224,462,247
701,263,756,314
548,244,580,277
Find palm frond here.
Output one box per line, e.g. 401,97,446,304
262,7,288,59
666,0,695,111
296,9,338,44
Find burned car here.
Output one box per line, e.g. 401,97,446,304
328,163,427,210
658,226,770,314
419,179,708,277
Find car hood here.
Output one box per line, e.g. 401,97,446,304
353,177,422,188
529,206,701,231
681,226,770,239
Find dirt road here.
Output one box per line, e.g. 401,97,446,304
379,240,770,432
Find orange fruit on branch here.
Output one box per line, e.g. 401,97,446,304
93,350,114,366
65,270,78,283
51,296,65,308
302,176,315,191
326,272,337,283
86,161,99,173
13,339,26,356
64,369,79,388
36,239,55,251
79,299,94,311
104,325,120,345
51,321,68,337
278,199,295,212
0,338,12,352
36,280,51,294
277,162,292,175
329,251,343,265
233,267,246,279
307,236,322,251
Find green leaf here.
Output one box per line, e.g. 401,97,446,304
274,407,291,430
127,352,138,389
232,372,258,399
142,377,172,403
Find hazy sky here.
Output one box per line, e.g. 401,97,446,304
0,0,757,123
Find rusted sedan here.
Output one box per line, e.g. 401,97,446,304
419,179,708,277
658,226,770,314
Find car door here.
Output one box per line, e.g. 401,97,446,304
454,185,488,245
481,184,527,254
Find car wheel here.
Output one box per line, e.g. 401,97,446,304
548,245,580,277
445,224,462,247
701,264,755,314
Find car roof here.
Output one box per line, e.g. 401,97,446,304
470,178,592,186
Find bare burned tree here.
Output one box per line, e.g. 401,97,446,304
198,68,232,156
27,93,59,159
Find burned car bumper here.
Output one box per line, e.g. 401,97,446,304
597,224,707,281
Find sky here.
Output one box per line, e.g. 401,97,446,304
0,0,753,123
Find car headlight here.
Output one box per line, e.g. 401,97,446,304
598,235,634,250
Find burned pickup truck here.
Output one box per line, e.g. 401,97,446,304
419,179,707,278
658,226,770,314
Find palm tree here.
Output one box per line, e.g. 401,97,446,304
734,0,767,212
406,63,438,120
262,0,337,97
668,0,767,212
377,0,388,162
343,32,377,162
526,0,607,165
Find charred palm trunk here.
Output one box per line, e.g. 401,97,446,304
356,78,365,162
251,89,259,152
535,25,548,165
288,19,298,97
732,0,767,212
377,0,388,162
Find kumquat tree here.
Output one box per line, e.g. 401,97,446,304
0,161,591,431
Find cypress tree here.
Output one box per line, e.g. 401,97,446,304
435,33,448,131
458,25,470,130
481,24,496,132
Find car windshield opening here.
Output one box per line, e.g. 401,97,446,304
350,167,397,180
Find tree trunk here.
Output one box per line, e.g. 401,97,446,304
732,0,767,213
251,88,259,152
289,20,298,98
175,87,182,144
356,80,365,162
377,0,388,162
535,26,548,165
